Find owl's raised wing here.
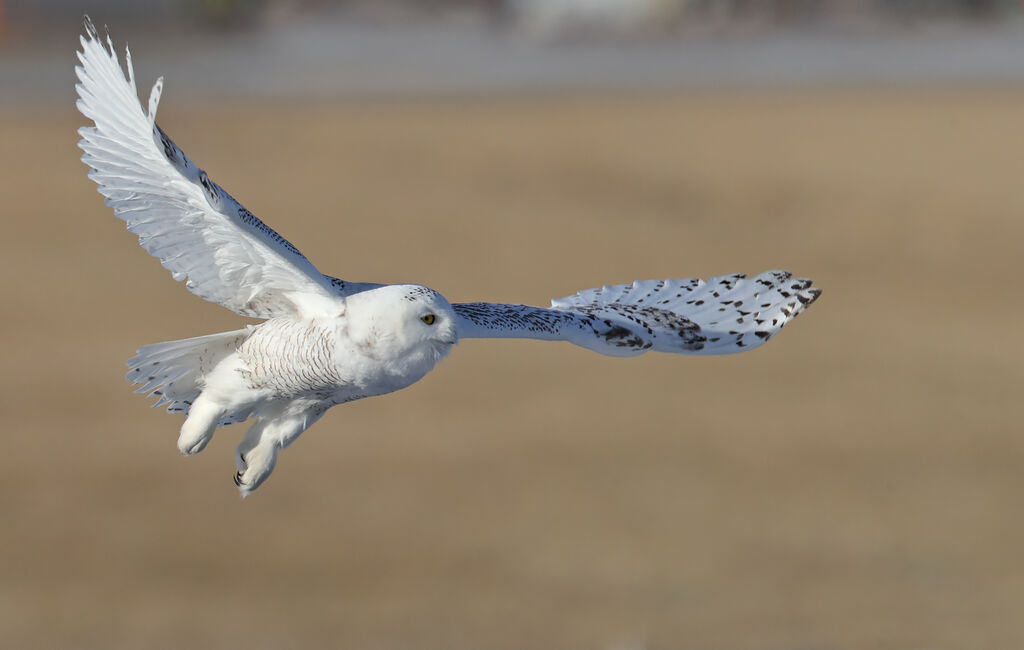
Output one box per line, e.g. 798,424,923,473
453,271,820,357
75,19,361,319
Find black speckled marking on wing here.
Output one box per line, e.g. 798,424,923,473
554,271,819,355
236,205,302,256
454,302,659,354
157,126,184,167
455,302,589,336
152,123,306,261
572,303,704,350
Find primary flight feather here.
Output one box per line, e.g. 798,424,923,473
76,19,821,496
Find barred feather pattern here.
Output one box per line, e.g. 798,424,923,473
237,320,347,398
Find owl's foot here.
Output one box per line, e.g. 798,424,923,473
231,406,326,496
233,438,277,497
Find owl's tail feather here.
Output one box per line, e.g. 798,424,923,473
126,329,249,423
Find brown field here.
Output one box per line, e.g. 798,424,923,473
1,88,1022,649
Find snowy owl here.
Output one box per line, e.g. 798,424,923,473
75,20,821,496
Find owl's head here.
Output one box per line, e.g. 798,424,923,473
345,284,458,364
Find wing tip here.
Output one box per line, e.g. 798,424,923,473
148,76,164,122
83,14,98,39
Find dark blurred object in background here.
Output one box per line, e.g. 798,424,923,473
5,0,1024,102
4,0,1023,32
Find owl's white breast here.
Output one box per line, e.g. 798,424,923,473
238,319,348,398
236,314,452,405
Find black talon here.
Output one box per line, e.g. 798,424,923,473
233,471,244,487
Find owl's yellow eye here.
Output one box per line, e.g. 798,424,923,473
420,314,436,325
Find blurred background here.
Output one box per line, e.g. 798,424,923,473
2,1,1024,649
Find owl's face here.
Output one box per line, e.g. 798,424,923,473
346,284,458,365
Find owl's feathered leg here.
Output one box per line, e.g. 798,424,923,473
233,402,326,497
177,392,224,455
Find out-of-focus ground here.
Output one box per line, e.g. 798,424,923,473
3,87,1023,649
3,4,1024,649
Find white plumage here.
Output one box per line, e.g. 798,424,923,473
76,19,821,496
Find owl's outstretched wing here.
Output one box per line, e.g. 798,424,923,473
453,271,820,357
75,19,365,319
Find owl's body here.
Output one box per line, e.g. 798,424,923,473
76,19,820,496
128,285,458,493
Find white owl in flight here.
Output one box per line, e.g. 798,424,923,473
76,20,820,496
